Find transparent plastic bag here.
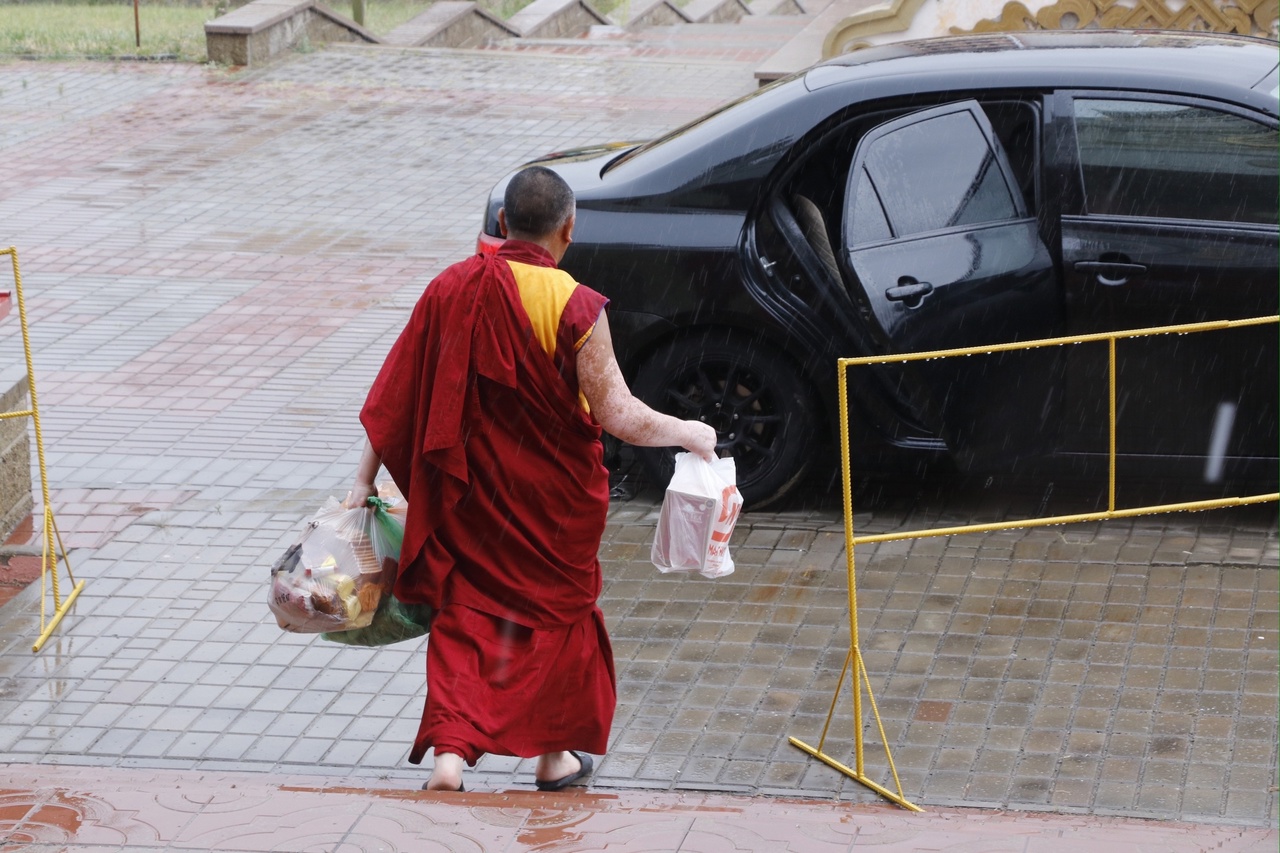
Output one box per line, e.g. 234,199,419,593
651,453,743,578
268,484,409,636
322,593,431,646
321,488,431,646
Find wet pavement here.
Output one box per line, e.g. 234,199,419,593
0,19,1277,852
5,765,1278,852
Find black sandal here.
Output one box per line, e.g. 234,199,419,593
535,751,593,791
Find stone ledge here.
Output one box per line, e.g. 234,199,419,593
206,0,381,66
508,0,610,38
683,0,751,23
624,0,692,28
747,0,806,14
0,374,32,545
383,2,518,48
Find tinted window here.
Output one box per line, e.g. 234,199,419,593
984,101,1039,213
850,166,892,245
1074,99,1278,225
857,109,1019,240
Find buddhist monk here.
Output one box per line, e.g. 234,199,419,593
348,166,717,792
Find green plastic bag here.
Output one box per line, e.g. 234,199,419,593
321,496,432,646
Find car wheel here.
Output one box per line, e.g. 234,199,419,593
630,334,818,510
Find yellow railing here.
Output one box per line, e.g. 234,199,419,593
0,247,82,653
789,314,1280,812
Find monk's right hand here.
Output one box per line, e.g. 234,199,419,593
683,421,719,462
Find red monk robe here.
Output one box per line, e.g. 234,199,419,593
360,240,616,766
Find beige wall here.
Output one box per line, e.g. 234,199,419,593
825,0,1278,58
0,377,33,543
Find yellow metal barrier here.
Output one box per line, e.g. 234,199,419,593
0,247,83,653
789,314,1280,812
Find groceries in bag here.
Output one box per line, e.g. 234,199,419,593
319,490,430,646
266,483,431,645
651,452,743,578
268,495,397,634
268,481,430,646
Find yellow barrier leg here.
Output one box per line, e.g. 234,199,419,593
33,581,85,653
788,736,924,812
3,247,80,652
788,359,922,812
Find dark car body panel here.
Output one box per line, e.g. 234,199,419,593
481,30,1279,505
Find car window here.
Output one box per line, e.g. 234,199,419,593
849,166,892,245
1073,99,1278,225
983,101,1039,213
851,108,1020,243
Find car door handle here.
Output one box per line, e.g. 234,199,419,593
1073,260,1147,287
885,280,934,302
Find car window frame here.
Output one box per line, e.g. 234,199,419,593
842,100,1031,251
1056,90,1280,231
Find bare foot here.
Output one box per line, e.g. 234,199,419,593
425,751,465,791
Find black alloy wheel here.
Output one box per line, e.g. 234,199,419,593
630,334,818,510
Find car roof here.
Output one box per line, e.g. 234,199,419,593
588,29,1276,209
806,30,1279,108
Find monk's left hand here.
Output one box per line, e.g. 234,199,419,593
344,481,376,509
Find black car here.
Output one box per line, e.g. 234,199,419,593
480,30,1279,509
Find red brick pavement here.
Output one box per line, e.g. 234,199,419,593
2,764,1276,852
0,551,40,608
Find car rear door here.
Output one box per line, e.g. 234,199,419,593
842,99,1065,472
1055,94,1279,483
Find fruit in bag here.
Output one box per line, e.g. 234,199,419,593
267,483,406,630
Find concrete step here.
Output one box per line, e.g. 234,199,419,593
746,0,806,15
683,0,752,24
205,0,380,66
207,0,830,68
753,0,877,84
382,1,518,47
508,0,610,38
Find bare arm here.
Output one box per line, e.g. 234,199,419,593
578,312,718,460
345,438,382,508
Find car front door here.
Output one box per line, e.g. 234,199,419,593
842,99,1065,473
1056,94,1279,485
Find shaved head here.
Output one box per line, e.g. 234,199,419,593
503,166,575,239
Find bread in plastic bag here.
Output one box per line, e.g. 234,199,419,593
651,452,743,578
269,483,417,637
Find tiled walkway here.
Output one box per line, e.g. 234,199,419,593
0,19,1276,851
5,765,1277,852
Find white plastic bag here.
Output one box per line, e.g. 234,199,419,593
651,452,743,578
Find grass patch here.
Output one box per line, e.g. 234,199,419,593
0,1,439,62
475,0,530,18
581,0,644,17
356,0,435,33
0,5,213,60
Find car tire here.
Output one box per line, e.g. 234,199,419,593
630,334,818,510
